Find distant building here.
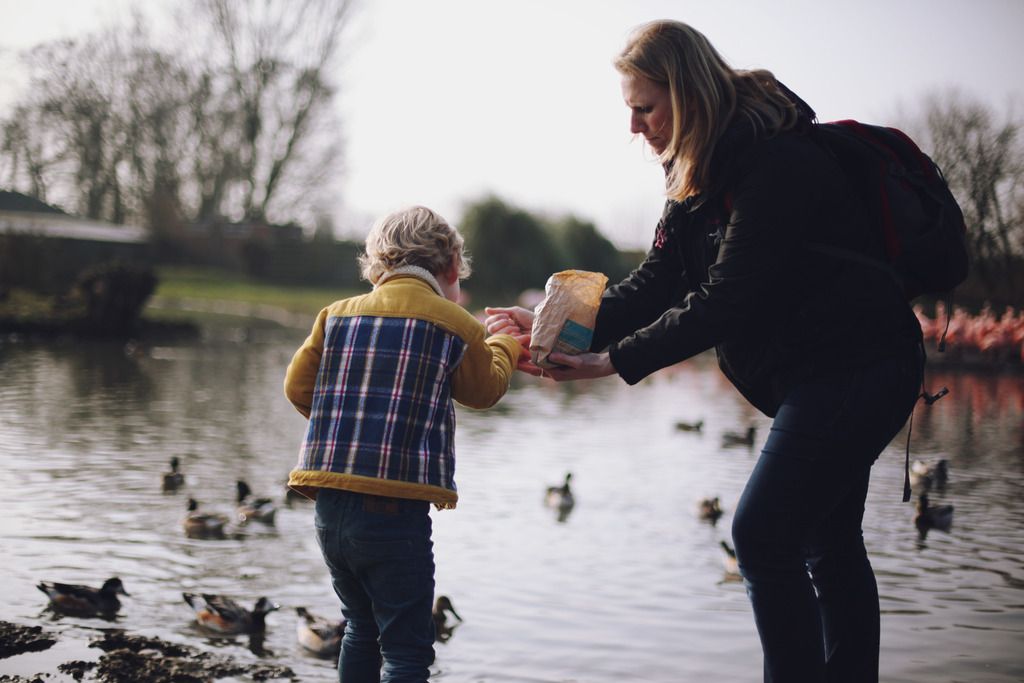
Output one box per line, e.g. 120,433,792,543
0,190,148,244
0,191,64,215
0,190,151,293
0,189,361,290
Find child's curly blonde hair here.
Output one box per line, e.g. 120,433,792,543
358,206,472,284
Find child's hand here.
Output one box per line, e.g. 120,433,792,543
484,306,535,336
512,335,542,376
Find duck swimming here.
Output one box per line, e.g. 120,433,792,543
914,494,954,534
698,497,723,523
183,498,229,539
433,595,462,643
236,480,277,525
721,426,757,447
183,593,280,635
675,419,704,433
545,472,575,511
162,456,185,492
910,458,949,492
719,541,741,582
295,606,344,658
37,577,129,617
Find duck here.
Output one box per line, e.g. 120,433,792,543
433,595,462,643
236,480,277,525
544,472,575,512
295,606,344,658
914,494,954,534
183,593,280,635
721,426,757,447
719,541,742,582
910,458,949,492
674,419,704,433
162,456,185,492
183,498,229,539
37,577,129,617
698,497,723,523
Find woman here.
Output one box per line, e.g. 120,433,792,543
486,20,923,683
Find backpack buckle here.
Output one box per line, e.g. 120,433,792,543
921,386,949,405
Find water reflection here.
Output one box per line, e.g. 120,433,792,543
1,333,1022,682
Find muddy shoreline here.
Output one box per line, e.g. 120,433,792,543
0,621,297,682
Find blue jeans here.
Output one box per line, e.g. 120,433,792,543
732,348,923,683
314,488,436,683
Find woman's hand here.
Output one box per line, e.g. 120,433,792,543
483,307,616,380
542,352,616,381
484,306,535,336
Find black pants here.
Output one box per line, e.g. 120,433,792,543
732,348,923,682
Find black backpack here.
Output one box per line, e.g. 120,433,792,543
809,119,969,309
809,120,969,502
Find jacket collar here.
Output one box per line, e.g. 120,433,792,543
374,265,444,296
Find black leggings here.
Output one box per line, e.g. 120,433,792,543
732,348,923,683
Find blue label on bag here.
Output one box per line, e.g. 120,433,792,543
554,319,594,354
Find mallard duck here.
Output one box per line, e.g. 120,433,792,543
914,494,954,533
37,577,129,617
236,480,277,525
433,595,462,643
545,472,575,510
698,497,723,523
183,593,280,635
675,419,704,433
719,541,741,582
183,498,229,539
721,426,756,447
295,606,344,658
162,456,185,492
910,458,949,492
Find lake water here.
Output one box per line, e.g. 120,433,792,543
1,323,1022,682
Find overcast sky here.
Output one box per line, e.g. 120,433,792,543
2,0,1022,248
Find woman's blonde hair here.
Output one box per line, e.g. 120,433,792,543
614,20,800,201
358,205,472,283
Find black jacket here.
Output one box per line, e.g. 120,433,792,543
591,108,922,416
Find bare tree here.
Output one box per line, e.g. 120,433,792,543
12,35,129,220
187,0,352,223
2,22,195,227
120,41,197,237
1,103,60,201
1,0,352,232
919,90,1023,292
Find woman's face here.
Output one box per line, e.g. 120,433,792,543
621,73,673,155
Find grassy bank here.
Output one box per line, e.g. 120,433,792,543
151,266,365,316
0,267,367,336
145,266,369,329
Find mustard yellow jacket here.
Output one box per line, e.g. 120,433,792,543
284,274,521,508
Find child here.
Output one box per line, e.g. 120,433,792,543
284,205,522,682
